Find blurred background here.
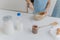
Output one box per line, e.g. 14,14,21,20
52,0,60,18
0,0,59,18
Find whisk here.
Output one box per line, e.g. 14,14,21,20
39,22,58,29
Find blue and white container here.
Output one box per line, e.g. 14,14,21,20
16,12,23,32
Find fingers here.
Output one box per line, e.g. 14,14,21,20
29,5,34,10
29,3,34,10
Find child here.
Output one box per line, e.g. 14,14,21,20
26,0,50,16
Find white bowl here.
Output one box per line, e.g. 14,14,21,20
49,25,60,40
33,14,45,21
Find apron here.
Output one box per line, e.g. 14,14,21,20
34,0,48,14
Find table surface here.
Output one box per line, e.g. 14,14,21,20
0,10,60,40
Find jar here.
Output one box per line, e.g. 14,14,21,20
3,16,15,34
32,25,38,34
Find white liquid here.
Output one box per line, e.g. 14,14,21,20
3,20,15,34
16,20,23,32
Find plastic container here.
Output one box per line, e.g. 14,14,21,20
16,12,23,32
3,16,15,34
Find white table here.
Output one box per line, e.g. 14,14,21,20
0,10,60,40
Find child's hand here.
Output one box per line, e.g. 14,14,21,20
43,11,48,16
26,0,34,10
29,3,34,10
44,11,47,15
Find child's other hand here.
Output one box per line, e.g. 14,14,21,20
29,3,34,10
43,10,48,16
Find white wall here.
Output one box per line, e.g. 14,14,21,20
0,0,27,12
0,0,57,16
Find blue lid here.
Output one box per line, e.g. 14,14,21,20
17,12,21,16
